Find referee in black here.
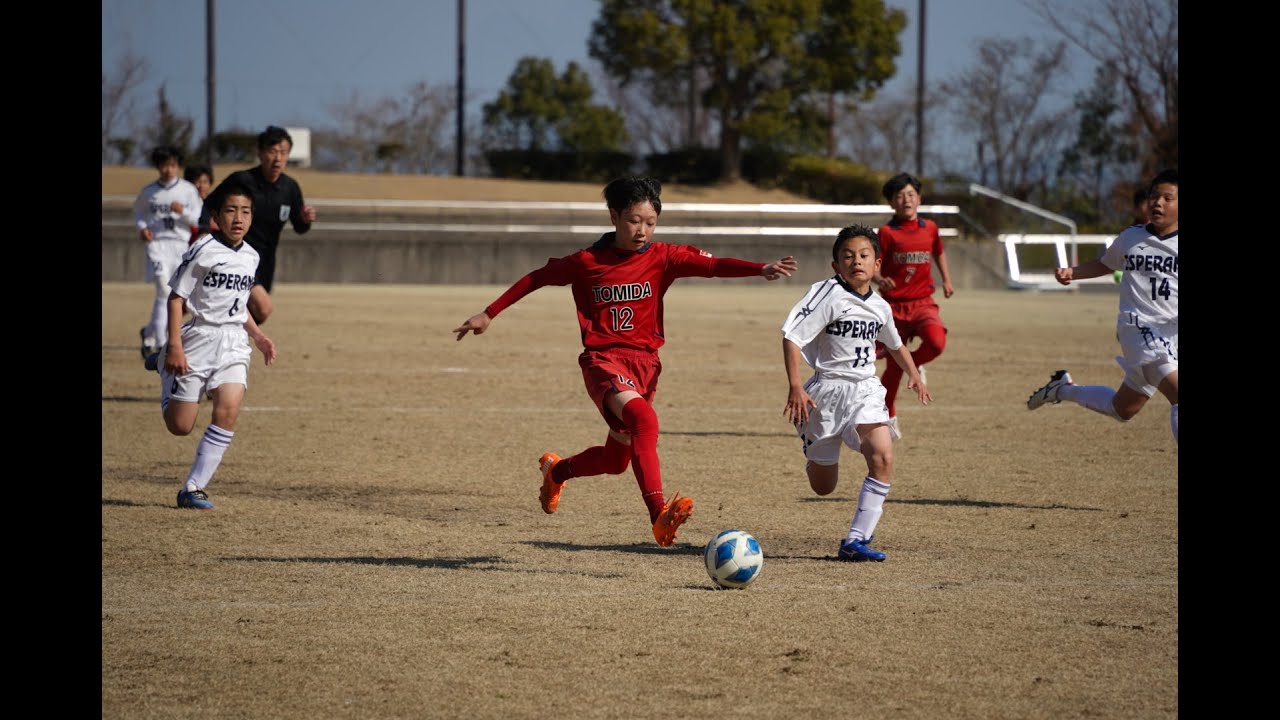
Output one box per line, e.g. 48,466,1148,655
199,125,316,325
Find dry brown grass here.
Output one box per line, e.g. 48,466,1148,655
102,282,1177,719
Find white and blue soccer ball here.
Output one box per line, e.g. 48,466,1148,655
704,529,764,589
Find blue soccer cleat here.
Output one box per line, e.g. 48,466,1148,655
177,489,215,510
838,537,885,562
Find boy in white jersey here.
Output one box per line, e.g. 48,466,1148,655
134,146,203,363
1027,168,1178,446
158,185,277,509
781,225,931,562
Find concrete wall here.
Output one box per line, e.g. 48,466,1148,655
102,199,1010,289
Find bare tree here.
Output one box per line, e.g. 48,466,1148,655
316,81,456,174
386,81,456,174
940,37,1074,199
594,70,711,157
102,51,148,163
1026,0,1177,174
835,81,953,177
316,92,402,172
141,84,196,158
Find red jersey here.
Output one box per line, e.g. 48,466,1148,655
485,234,765,353
877,217,943,302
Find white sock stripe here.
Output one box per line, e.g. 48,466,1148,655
862,477,890,494
202,430,234,447
204,425,235,441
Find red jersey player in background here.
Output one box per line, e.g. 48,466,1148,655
872,173,953,436
453,176,797,547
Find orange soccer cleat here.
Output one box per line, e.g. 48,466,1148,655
538,452,564,514
652,491,694,547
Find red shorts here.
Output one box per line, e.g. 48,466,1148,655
876,296,945,358
579,348,662,433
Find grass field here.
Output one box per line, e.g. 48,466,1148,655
101,282,1177,719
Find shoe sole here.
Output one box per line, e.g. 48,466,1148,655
839,553,885,562
838,546,885,562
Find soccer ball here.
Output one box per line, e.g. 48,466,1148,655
703,529,764,589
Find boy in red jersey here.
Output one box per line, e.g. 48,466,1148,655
872,173,952,435
453,176,798,547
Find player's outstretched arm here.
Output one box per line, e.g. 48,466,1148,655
454,312,492,341
761,256,798,281
1056,259,1110,285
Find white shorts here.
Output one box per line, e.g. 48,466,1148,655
1116,317,1178,398
794,376,894,465
159,324,252,404
145,239,187,286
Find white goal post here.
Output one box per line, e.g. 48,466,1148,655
998,234,1118,290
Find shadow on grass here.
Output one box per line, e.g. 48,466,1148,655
223,555,517,570
102,498,154,507
222,553,629,578
894,497,1104,511
523,540,702,556
102,396,156,403
663,430,794,438
799,496,1102,511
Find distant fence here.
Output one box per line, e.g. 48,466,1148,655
103,196,1014,288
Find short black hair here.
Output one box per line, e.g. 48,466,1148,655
184,164,213,184
603,176,662,215
833,224,880,262
1149,168,1178,191
149,145,183,168
216,183,255,211
882,172,921,201
257,125,293,150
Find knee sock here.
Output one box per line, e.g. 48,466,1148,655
555,435,630,483
847,476,891,541
184,425,234,492
148,279,169,348
1170,404,1178,444
622,399,666,523
1058,384,1123,421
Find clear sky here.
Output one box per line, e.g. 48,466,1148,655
102,0,1085,141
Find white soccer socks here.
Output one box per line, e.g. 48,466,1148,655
1059,384,1123,421
184,424,235,492
847,476,891,541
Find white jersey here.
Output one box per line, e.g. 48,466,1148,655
170,234,260,327
133,178,203,245
781,276,903,383
1101,224,1178,326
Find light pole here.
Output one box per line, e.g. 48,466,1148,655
206,0,216,167
915,0,925,178
456,0,466,176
